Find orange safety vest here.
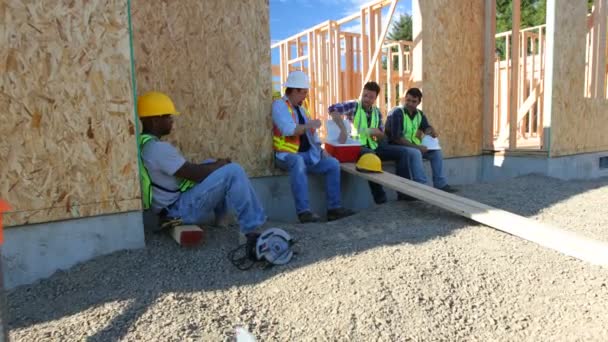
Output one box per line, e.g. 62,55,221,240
273,100,314,153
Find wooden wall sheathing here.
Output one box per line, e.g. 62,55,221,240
549,1,608,157
131,0,275,176
0,0,141,227
417,0,485,158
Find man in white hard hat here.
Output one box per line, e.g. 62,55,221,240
272,71,355,223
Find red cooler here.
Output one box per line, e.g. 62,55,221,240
324,139,362,163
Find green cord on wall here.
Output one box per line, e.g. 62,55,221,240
126,0,144,206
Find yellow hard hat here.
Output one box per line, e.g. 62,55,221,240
137,91,180,118
356,153,383,173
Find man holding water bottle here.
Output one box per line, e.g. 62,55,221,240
328,81,415,204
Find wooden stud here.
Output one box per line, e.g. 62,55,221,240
530,33,536,136
494,51,501,140
591,0,606,98
483,0,497,150
345,36,354,100
386,44,393,110
398,42,404,102
536,28,544,141
327,23,334,106
307,31,315,113
334,21,342,103
504,34,510,140
542,0,555,153
374,8,382,86
320,30,327,119
509,0,521,150
521,32,528,138
368,5,375,76
361,7,368,86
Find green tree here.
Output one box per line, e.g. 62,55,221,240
496,0,546,33
387,13,412,41
495,0,594,58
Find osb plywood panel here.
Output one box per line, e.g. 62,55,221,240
550,1,608,156
131,0,274,177
419,0,484,157
0,0,141,227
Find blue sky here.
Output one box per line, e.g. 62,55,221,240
270,0,412,42
269,0,412,67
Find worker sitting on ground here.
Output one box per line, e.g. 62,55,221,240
384,88,457,193
272,71,355,223
137,91,269,251
328,81,414,203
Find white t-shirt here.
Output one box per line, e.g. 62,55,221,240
140,139,187,212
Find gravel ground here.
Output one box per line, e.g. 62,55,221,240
6,174,608,341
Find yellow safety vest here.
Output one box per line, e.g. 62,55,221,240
353,101,380,150
401,108,422,145
138,134,195,210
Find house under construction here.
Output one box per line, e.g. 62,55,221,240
0,0,606,288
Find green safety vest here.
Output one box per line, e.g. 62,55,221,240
138,134,195,210
353,101,380,150
401,108,422,145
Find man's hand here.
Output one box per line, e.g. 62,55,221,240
338,130,347,144
418,145,429,154
215,158,231,167
426,127,439,138
175,159,232,183
329,112,341,120
367,128,383,137
307,119,322,130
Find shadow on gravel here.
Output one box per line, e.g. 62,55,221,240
6,175,608,340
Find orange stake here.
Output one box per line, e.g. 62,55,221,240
0,200,10,245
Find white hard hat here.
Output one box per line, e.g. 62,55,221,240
283,71,310,89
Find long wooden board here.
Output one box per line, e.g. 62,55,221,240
340,163,608,266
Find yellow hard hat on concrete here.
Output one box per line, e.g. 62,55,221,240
356,153,383,173
137,91,180,118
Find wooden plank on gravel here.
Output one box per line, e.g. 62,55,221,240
170,225,205,247
340,163,608,266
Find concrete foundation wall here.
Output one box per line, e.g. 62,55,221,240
1,212,144,289
547,152,608,180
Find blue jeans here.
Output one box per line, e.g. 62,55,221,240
361,143,412,201
166,163,266,233
275,153,342,214
398,146,448,188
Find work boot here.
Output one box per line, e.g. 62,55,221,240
327,207,355,221
298,211,321,224
158,215,182,231
397,193,418,202
374,195,387,205
439,185,458,193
